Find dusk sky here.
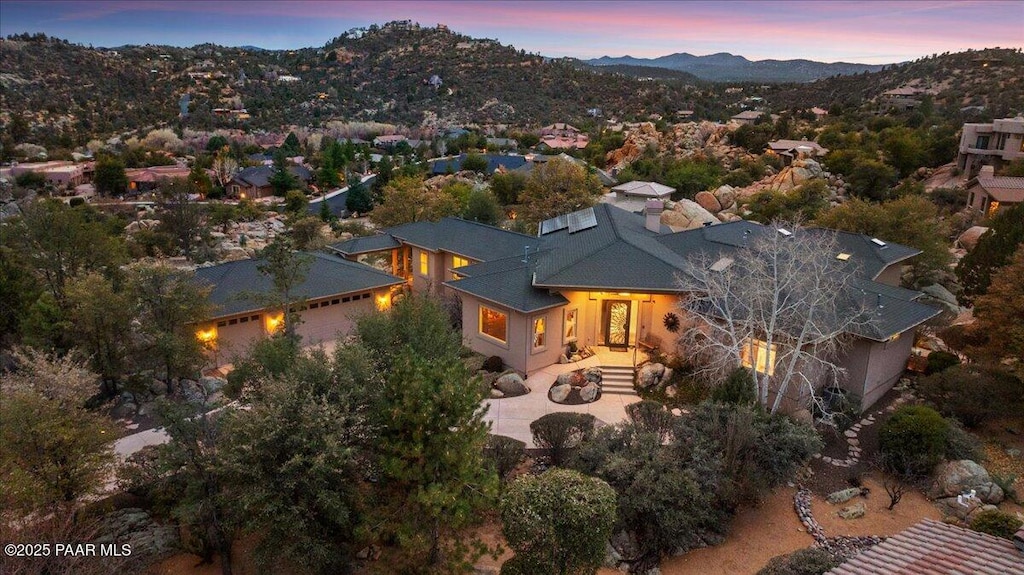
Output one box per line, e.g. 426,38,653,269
1,1,1021,64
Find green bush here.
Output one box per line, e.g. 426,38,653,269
711,367,757,405
625,400,676,438
944,419,982,461
485,434,526,484
917,364,1024,428
530,412,597,466
500,469,617,575
756,547,840,575
969,509,1023,539
879,405,949,476
925,351,960,375
483,355,504,372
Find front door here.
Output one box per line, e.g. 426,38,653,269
604,300,631,349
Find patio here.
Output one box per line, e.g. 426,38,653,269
482,347,645,444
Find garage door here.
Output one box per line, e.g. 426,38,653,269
299,293,376,345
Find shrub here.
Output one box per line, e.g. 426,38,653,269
625,400,676,438
756,547,841,575
925,351,960,375
917,364,1024,428
500,469,617,575
483,355,504,372
711,367,757,405
879,405,949,476
485,434,526,484
530,412,597,466
969,509,1024,539
944,419,982,462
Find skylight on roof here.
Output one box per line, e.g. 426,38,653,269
777,228,793,237
871,238,887,247
709,257,735,272
836,253,851,261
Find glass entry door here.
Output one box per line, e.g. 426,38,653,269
604,300,631,348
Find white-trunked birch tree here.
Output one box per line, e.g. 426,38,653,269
676,222,873,414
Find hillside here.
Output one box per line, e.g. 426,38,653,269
0,24,700,146
586,52,885,82
770,48,1024,118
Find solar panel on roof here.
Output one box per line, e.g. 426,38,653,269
540,214,569,235
567,207,597,234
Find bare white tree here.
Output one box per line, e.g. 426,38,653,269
675,221,873,414
212,151,239,188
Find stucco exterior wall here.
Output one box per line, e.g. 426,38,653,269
838,329,914,410
460,294,532,373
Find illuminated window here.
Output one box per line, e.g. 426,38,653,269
479,306,507,344
741,338,776,376
265,312,285,335
533,317,546,351
563,308,578,343
987,200,1000,217
419,251,429,276
452,255,470,279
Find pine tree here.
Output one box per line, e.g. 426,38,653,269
268,150,298,197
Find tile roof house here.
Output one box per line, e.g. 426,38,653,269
325,203,937,411
226,164,313,199
538,123,589,150
767,139,830,164
966,165,1024,216
192,252,404,357
827,519,1024,575
731,110,767,125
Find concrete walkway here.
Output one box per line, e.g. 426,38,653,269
483,350,641,444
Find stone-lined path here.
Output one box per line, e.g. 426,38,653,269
794,487,886,560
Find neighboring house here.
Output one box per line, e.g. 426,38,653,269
226,164,312,199
6,161,89,189
192,252,404,357
538,123,589,150
810,107,829,120
965,165,1024,216
730,110,765,125
766,139,830,165
827,519,1024,575
372,134,408,149
605,181,676,212
429,154,528,175
325,203,937,411
956,116,1024,178
878,86,925,111
486,137,519,150
125,165,194,193
515,153,616,186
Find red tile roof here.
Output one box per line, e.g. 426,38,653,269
827,519,1024,575
978,175,1024,203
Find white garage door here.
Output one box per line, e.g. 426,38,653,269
299,293,377,345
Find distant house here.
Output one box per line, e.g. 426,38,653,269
125,165,195,193
810,106,829,120
7,161,89,189
227,164,312,199
537,123,589,150
486,137,519,150
192,252,404,356
730,110,766,125
429,154,528,175
878,86,927,111
372,134,408,149
966,165,1024,217
515,153,615,186
766,139,830,165
826,519,1024,575
956,116,1024,178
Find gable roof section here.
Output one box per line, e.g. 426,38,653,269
231,164,312,188
194,252,403,318
827,519,1024,575
387,217,540,261
328,233,402,256
445,253,569,313
611,181,676,197
533,203,687,292
846,278,941,341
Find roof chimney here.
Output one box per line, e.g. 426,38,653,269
979,165,995,178
645,200,664,233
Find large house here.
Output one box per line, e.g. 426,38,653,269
965,165,1024,216
226,164,313,199
324,203,937,411
766,139,829,165
538,123,589,150
956,116,1024,178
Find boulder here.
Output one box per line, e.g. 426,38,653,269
674,199,718,228
930,460,1004,504
583,367,603,384
957,226,990,251
550,384,572,403
148,379,168,396
556,372,574,387
660,209,692,230
111,401,137,420
489,388,505,399
637,363,665,389
837,501,865,520
580,382,600,403
694,191,722,213
199,376,225,394
715,186,736,209
827,487,863,504
495,372,530,397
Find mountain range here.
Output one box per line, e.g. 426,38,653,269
585,52,887,82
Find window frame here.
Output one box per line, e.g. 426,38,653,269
419,250,429,276
452,255,470,280
532,316,547,353
741,338,777,376
563,308,578,343
478,305,508,346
